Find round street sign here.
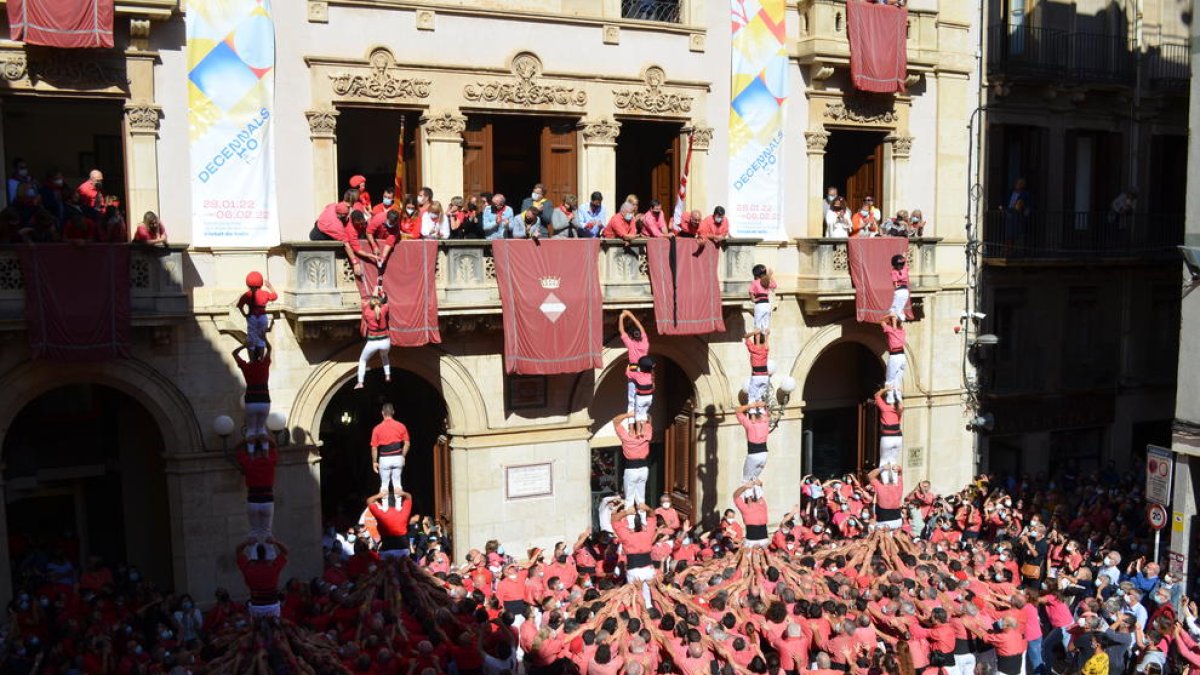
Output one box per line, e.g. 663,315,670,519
1146,503,1168,531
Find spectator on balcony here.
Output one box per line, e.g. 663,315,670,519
38,169,66,222
605,202,639,243
133,211,167,246
420,200,450,239
825,197,852,238
349,175,371,211
1109,189,1138,227
370,210,401,266
519,183,553,231
551,194,582,238
312,200,350,238
15,208,57,244
452,196,483,239
397,195,423,240
416,186,434,213
346,210,382,267
1004,178,1031,250
907,209,927,237
580,191,607,238
851,197,881,237
96,205,127,243
6,157,29,204
62,211,95,244
883,209,909,237
624,194,641,214
483,194,514,240
822,186,840,218
372,187,396,216
640,199,670,237
76,169,105,212
678,209,703,237
698,206,731,244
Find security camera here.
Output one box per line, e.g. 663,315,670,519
1180,246,1200,282
968,413,995,432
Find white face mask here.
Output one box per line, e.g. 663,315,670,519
532,192,541,200
405,207,416,215
382,198,394,206
624,213,633,221
714,216,723,223
417,195,427,205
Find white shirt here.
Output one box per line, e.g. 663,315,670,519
1099,564,1121,588
421,212,449,239
825,209,851,238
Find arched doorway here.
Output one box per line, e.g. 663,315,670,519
803,342,885,478
3,384,173,589
588,356,696,523
317,370,449,536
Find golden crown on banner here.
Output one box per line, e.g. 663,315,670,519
539,276,561,290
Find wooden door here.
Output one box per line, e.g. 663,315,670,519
648,134,680,211
432,438,453,551
845,143,883,212
540,120,578,202
463,117,494,199
856,399,880,476
664,409,696,522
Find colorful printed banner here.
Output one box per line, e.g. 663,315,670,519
187,0,278,247
729,0,788,240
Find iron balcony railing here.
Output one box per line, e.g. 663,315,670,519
621,0,681,23
981,210,1184,260
988,25,1140,85
1148,40,1190,91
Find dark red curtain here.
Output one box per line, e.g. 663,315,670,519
492,239,603,375
847,0,908,94
8,0,114,49
18,244,130,361
646,238,725,336
359,241,441,347
848,238,913,323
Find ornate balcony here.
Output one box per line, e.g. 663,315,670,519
793,0,939,83
0,244,189,326
794,237,940,312
277,239,759,337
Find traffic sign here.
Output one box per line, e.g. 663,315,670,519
1145,445,1174,506
1146,503,1168,531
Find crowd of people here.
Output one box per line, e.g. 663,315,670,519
822,188,927,239
0,157,169,247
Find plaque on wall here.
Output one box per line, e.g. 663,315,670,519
505,462,554,500
506,375,547,409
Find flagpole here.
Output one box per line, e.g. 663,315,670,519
395,115,407,197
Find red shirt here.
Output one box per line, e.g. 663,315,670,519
891,266,910,287
746,339,769,369
735,497,768,526
398,211,422,239
371,418,410,448
133,223,166,242
698,215,730,238
236,353,270,388
316,203,349,240
344,220,370,252
876,393,901,428
736,411,769,444
237,554,286,603
630,370,653,395
237,446,277,491
882,323,905,353
238,288,277,316
76,180,103,209
615,423,650,461
63,217,94,241
368,499,413,538
362,303,389,338
612,518,655,555
870,477,904,510
603,213,636,238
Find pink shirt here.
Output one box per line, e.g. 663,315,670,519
891,266,909,287
737,411,770,444
622,333,649,369
640,210,669,237
735,497,768,526
870,478,904,510
746,340,769,368
882,323,905,352
1043,596,1074,629
750,278,777,300
876,393,901,428
615,423,650,461
316,203,349,241
1021,603,1042,640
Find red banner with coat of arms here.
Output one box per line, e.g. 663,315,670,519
491,240,603,375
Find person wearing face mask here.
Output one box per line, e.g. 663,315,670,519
908,209,927,237
697,206,730,244
604,201,639,242
613,412,652,509
822,186,840,215
514,208,539,239
825,196,852,238
483,193,513,240
655,494,681,535
551,193,581,238
396,195,423,240
639,199,669,237
850,196,880,237
519,183,553,229
1119,588,1147,630
76,169,105,211
416,186,433,211
7,157,29,203
420,200,450,239
173,595,203,643
372,187,397,216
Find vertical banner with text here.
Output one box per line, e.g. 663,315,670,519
187,0,278,247
729,0,787,240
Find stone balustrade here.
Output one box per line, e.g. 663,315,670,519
278,239,760,318
0,244,188,325
793,0,939,78
794,237,940,312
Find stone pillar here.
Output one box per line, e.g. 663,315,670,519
305,108,339,218
578,118,620,205
934,73,970,243
685,126,713,215
420,110,467,203
123,19,161,230
804,130,830,237
1170,452,1197,593
886,135,913,221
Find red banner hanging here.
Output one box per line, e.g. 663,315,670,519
18,244,130,361
359,240,441,347
848,237,914,323
646,238,725,336
847,0,908,94
491,239,603,375
8,0,114,49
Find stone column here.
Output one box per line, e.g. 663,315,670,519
685,126,713,215
804,130,830,237
885,135,913,220
578,118,620,205
1170,452,1197,593
305,108,339,218
934,73,970,243
123,19,161,229
420,110,467,203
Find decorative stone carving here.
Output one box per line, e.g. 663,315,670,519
305,108,339,138
689,33,706,52
823,101,899,125
811,65,835,81
415,9,436,31
329,48,431,100
307,0,329,22
420,110,467,140
579,118,621,146
129,19,151,50
603,25,620,45
463,52,587,108
305,258,332,287
905,73,921,88
686,126,714,151
804,130,830,154
0,49,127,89
124,101,161,133
889,135,914,159
613,66,693,115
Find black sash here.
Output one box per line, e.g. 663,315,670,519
747,441,767,454
378,441,406,457
751,365,768,374
624,458,649,469
888,348,905,355
895,284,908,289
244,383,270,404
635,383,654,395
881,424,902,437
502,599,527,615
745,524,769,540
247,486,274,503
753,295,769,303
954,638,970,655
367,332,389,340
380,535,409,551
626,552,653,569
996,654,1022,675
876,506,901,521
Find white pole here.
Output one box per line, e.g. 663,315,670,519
1154,529,1161,562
